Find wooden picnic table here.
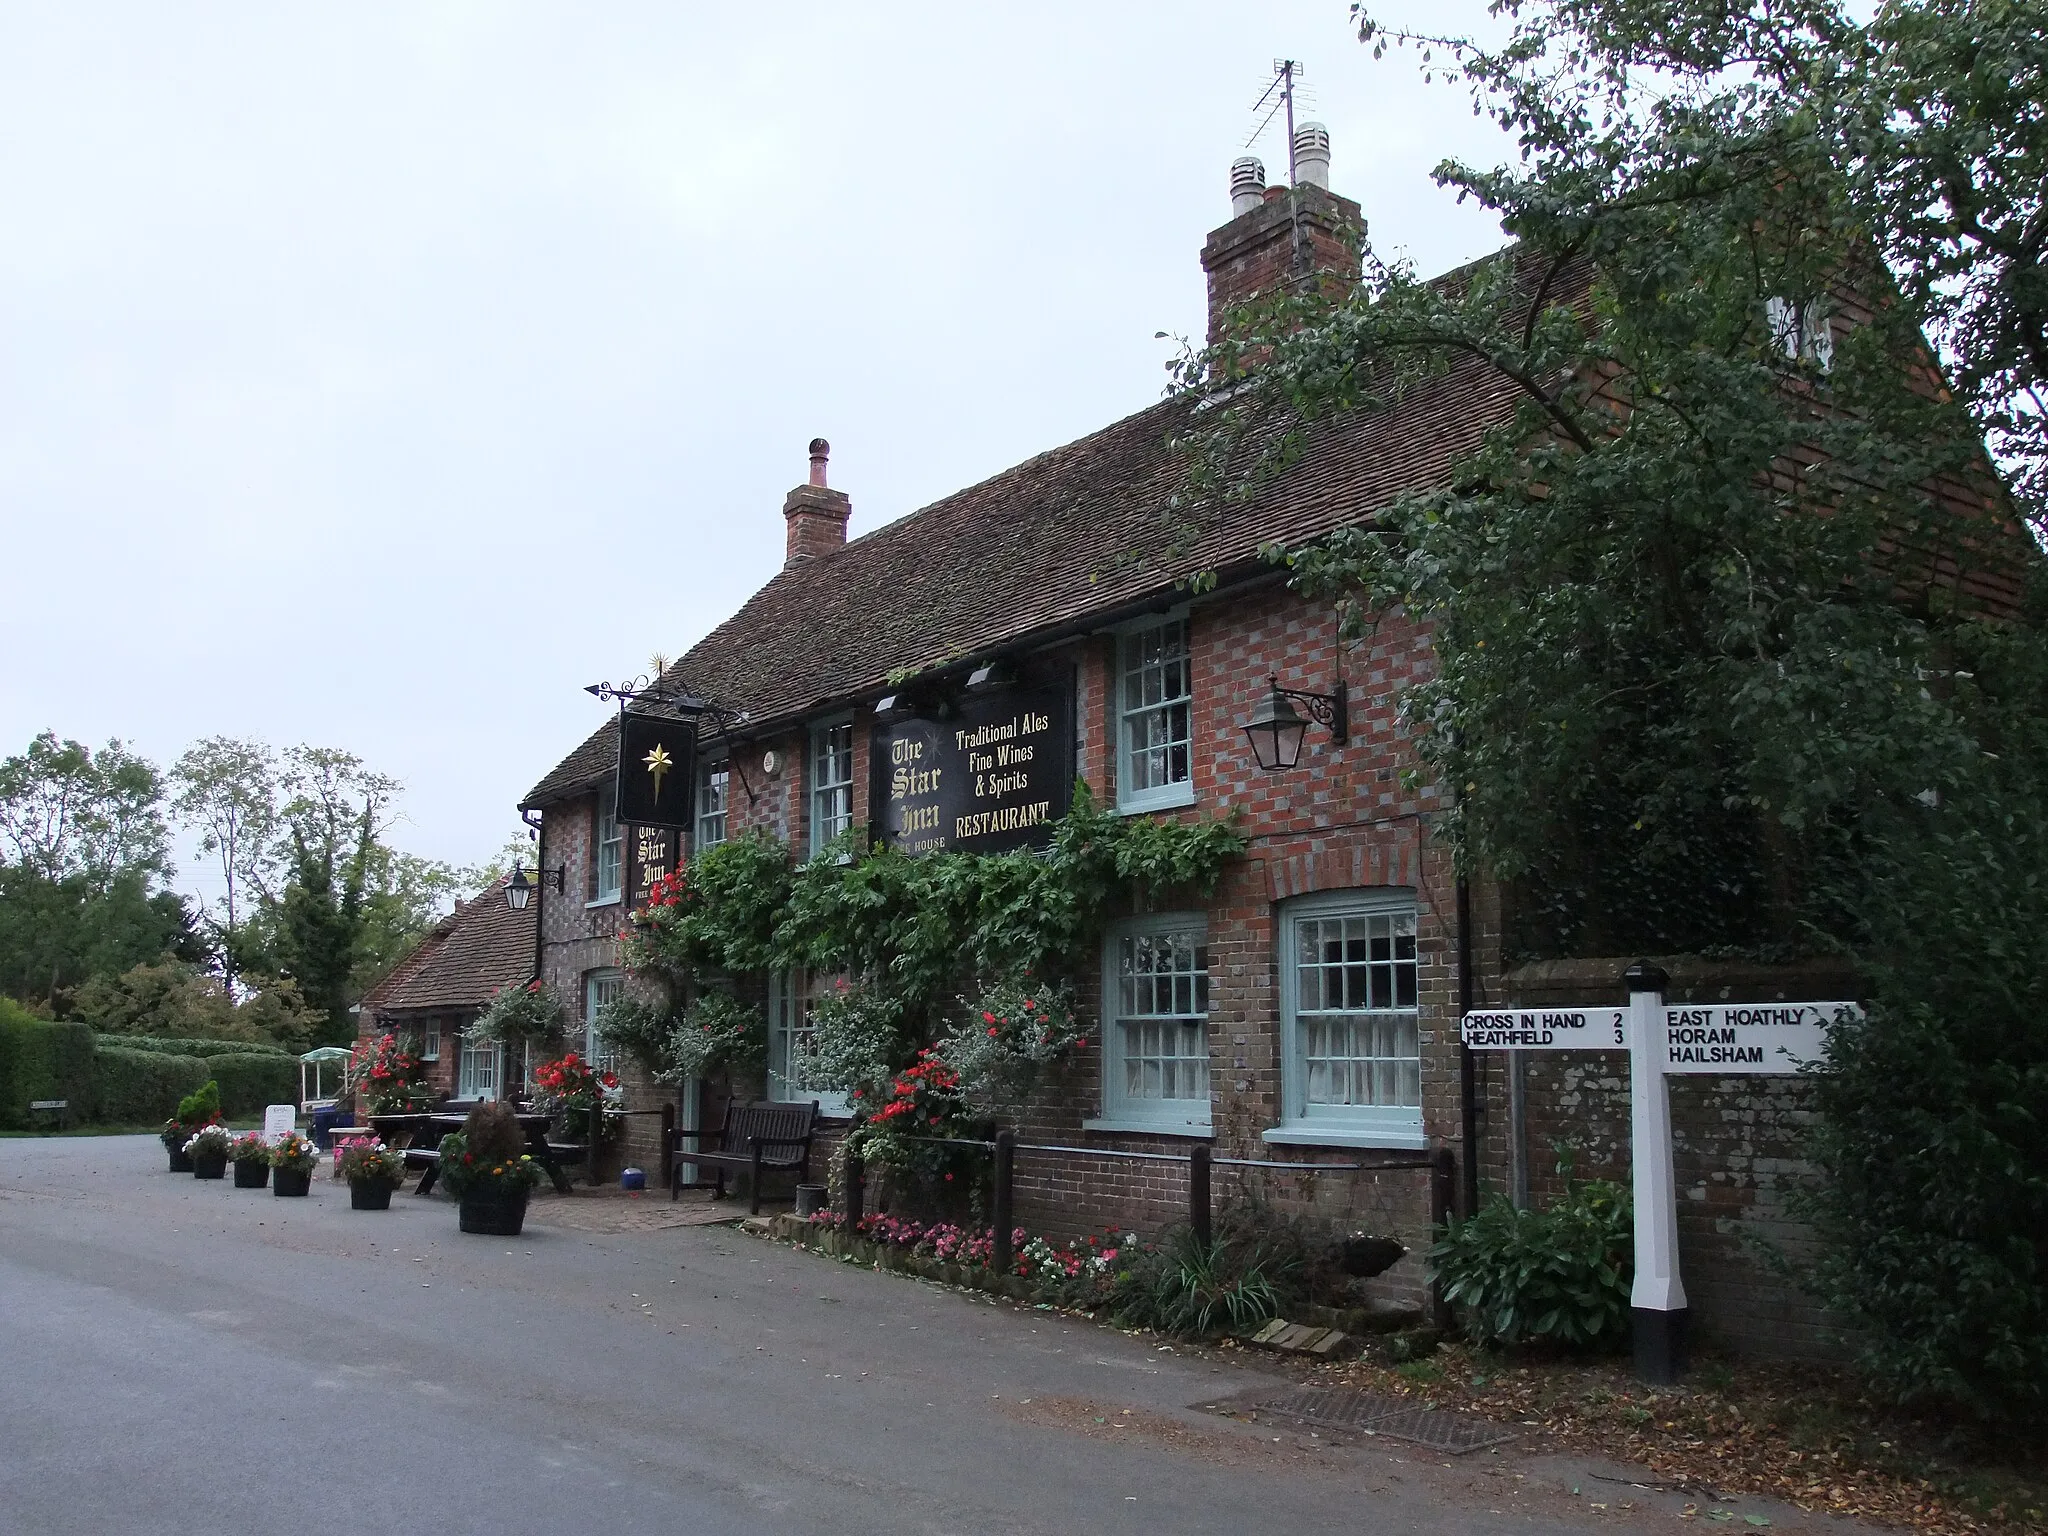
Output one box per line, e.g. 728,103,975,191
368,1108,574,1195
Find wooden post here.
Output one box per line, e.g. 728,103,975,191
590,1104,603,1185
1430,1146,1457,1332
659,1102,676,1194
844,1146,865,1227
991,1129,1016,1275
1189,1144,1212,1246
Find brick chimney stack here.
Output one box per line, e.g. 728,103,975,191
1201,123,1361,350
783,437,850,566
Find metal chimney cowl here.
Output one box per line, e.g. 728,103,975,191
1292,122,1331,189
1229,156,1267,217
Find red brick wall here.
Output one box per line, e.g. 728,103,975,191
526,577,1856,1353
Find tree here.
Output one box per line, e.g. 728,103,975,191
1346,0,2047,534
351,845,482,999
170,737,278,982
68,958,320,1049
0,733,194,1003
0,732,170,890
1173,0,2048,1428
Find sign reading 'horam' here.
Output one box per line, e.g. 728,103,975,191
1461,1000,1861,1073
1659,1002,1858,1074
872,685,1075,856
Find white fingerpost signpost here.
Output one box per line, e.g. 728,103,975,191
1461,961,1862,1384
1623,961,1687,1382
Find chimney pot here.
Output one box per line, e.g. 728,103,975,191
1200,132,1362,355
1292,122,1331,189
1229,156,1267,217
784,439,851,566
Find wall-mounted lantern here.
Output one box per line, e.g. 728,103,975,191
1242,675,1348,772
505,861,566,912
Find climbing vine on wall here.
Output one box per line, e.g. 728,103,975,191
617,783,1244,1108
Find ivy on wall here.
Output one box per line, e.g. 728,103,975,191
603,783,1244,1110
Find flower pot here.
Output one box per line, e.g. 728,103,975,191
349,1181,395,1211
458,1189,529,1236
233,1159,270,1189
274,1167,312,1197
192,1151,228,1180
167,1148,194,1174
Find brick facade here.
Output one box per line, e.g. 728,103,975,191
510,152,1896,1359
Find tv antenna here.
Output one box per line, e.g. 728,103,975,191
1246,59,1309,183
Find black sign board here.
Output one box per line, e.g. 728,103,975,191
872,683,1075,856
615,711,696,831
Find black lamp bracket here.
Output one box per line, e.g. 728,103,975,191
1275,678,1349,746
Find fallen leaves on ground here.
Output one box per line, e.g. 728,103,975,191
1310,1346,2045,1535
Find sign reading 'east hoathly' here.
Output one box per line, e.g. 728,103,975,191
873,684,1075,856
1461,1000,1862,1074
615,710,696,831
1659,1002,1858,1074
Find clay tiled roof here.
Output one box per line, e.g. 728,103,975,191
522,346,1521,808
361,877,536,1013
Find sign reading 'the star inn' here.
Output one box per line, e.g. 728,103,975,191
872,683,1075,856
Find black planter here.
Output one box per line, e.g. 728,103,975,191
233,1159,270,1189
350,1181,395,1211
458,1188,530,1236
167,1148,194,1173
192,1151,228,1180
273,1167,313,1197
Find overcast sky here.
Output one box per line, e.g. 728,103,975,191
0,2,1514,904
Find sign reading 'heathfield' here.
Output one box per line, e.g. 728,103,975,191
872,685,1074,856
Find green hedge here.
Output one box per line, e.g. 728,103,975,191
93,1047,210,1127
202,1053,298,1119
106,1035,290,1059
0,1005,98,1130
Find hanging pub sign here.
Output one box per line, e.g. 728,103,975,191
615,710,696,831
872,682,1075,856
630,825,674,906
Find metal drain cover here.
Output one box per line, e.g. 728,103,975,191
1211,1384,1518,1455
1257,1386,1410,1430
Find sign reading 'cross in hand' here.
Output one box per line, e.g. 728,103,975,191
1462,974,1862,1383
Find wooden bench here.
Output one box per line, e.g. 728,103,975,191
28,1099,68,1133
671,1100,818,1214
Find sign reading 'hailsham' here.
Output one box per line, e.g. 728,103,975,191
872,685,1075,856
615,710,696,831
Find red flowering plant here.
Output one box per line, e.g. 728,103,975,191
849,1048,986,1184
528,1051,623,1139
353,1032,435,1114
619,836,791,990
938,974,1088,1112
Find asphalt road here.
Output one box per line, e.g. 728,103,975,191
1,1135,1683,1536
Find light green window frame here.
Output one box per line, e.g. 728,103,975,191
1088,913,1212,1134
1266,889,1425,1150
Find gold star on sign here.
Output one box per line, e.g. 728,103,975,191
643,743,673,801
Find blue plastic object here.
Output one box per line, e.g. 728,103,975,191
619,1166,647,1192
